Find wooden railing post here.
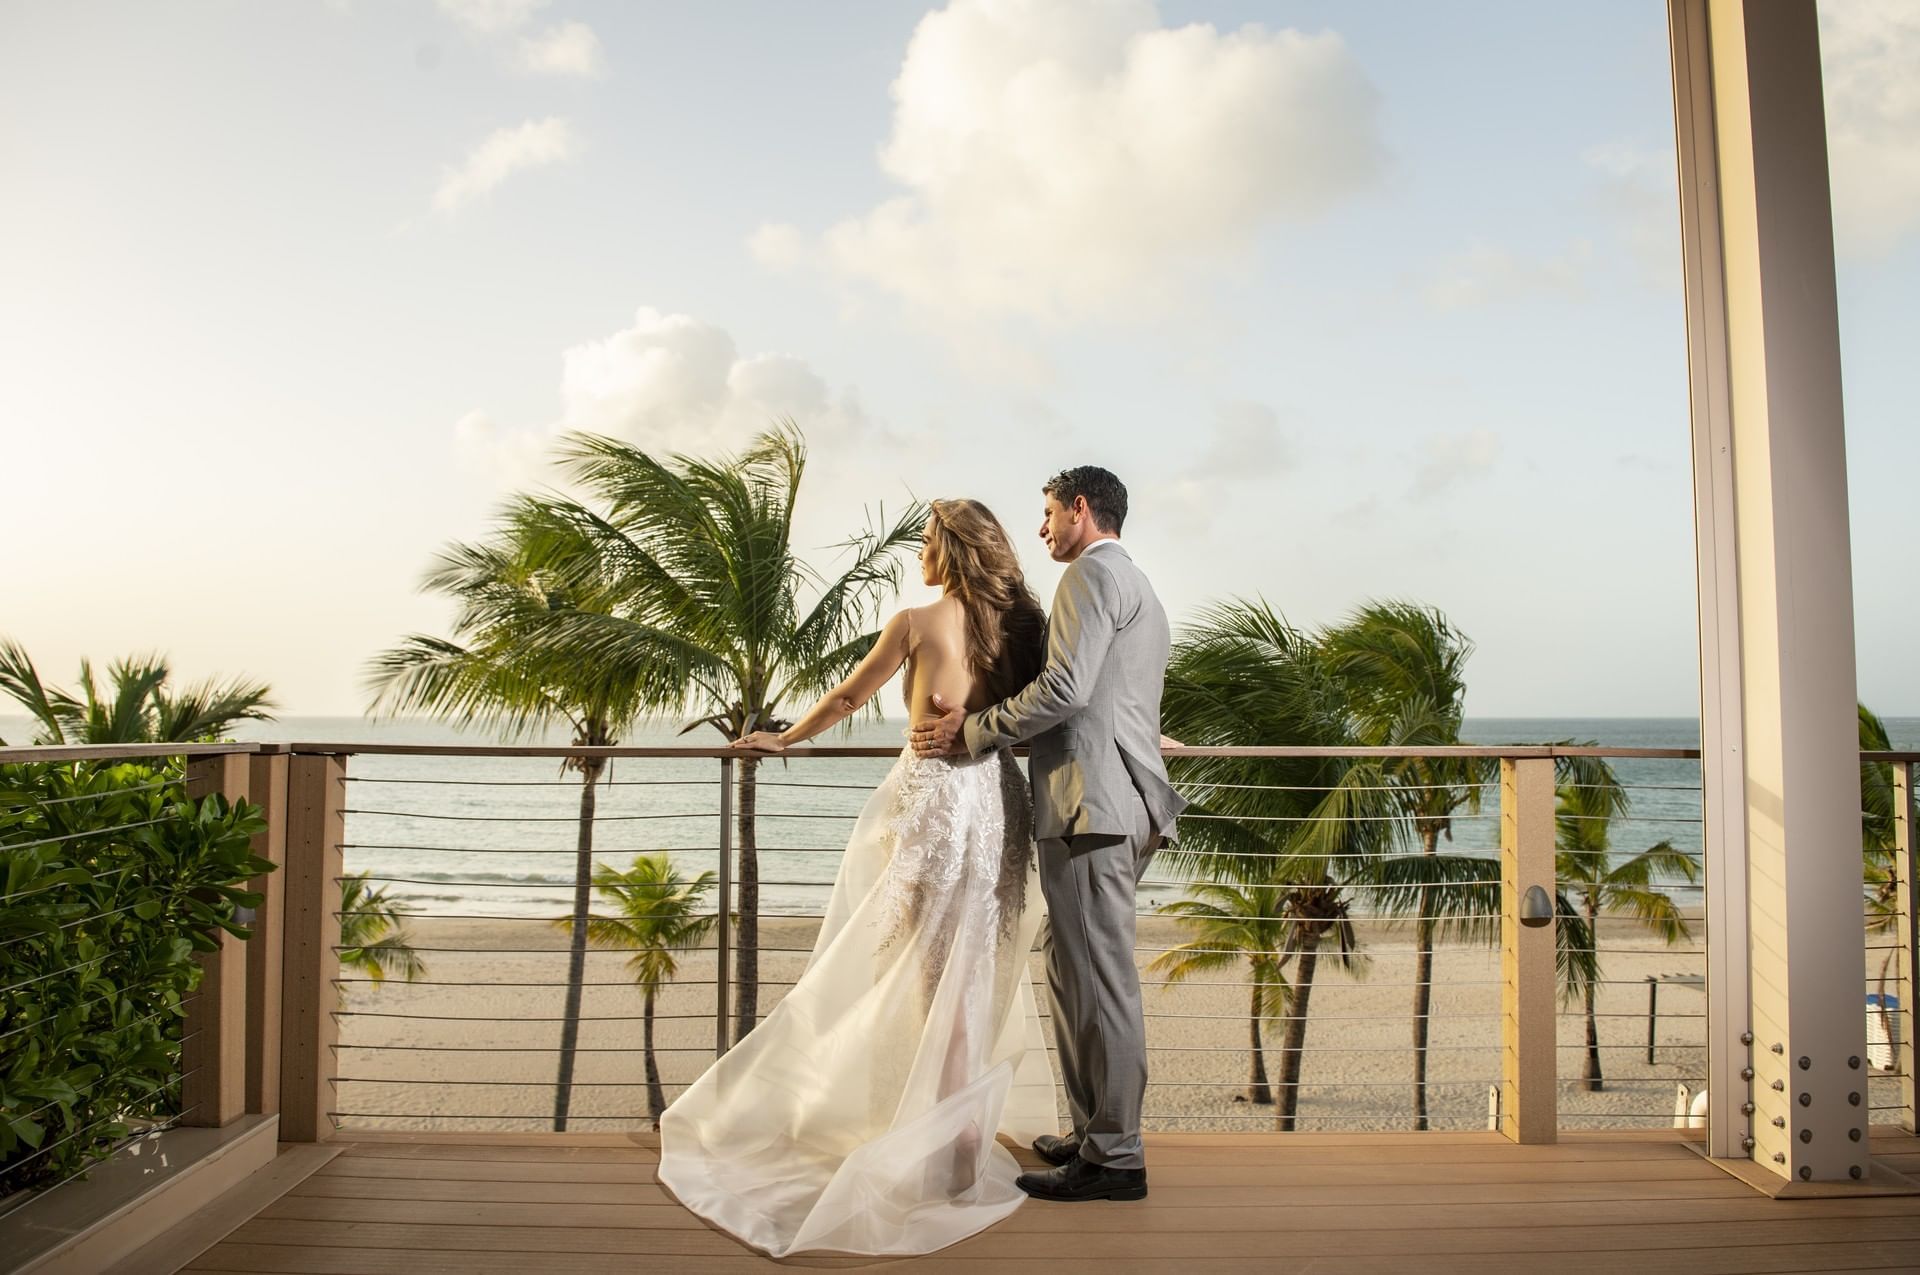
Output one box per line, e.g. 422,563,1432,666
1501,755,1557,1144
281,751,345,1142
1895,761,1918,1134
245,747,289,1118
181,752,251,1129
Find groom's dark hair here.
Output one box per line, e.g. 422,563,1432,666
1043,466,1127,535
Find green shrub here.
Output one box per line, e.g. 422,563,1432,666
0,760,270,1198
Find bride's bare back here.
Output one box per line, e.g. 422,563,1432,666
903,596,991,726
732,500,1044,754
746,596,987,747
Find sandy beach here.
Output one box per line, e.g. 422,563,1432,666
330,910,1902,1136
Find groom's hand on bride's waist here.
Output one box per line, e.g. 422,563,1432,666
909,694,968,757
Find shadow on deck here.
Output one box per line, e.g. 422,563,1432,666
131,1129,1920,1273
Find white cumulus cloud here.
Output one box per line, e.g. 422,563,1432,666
1419,240,1593,312
458,308,874,484
1410,430,1500,502
1157,401,1299,534
436,0,549,36
1581,142,1678,288
1820,0,1920,258
1190,401,1296,481
432,117,579,214
521,21,603,77
755,0,1385,323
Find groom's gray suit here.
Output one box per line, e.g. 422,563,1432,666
962,538,1185,1170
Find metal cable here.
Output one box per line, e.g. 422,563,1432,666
335,1042,716,1053
339,843,723,857
1144,1078,1494,1087
0,899,173,948
1179,780,1500,794
332,945,682,955
332,912,725,924
333,1010,713,1022
333,1077,691,1088
1140,879,1506,891
0,818,171,852
328,1111,673,1121
0,864,147,905
2,779,176,809
1180,812,1494,824
3,1074,196,1169
333,977,719,988
343,777,715,788
343,808,717,823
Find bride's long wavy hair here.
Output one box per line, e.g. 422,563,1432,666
923,499,1047,703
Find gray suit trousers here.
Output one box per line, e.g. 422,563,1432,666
1038,794,1155,1170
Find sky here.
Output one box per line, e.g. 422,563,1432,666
1,0,1915,720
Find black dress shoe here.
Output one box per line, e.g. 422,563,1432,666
1032,1133,1080,1166
1015,1156,1148,1202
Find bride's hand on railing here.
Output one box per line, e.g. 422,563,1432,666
732,730,788,753
1159,734,1183,750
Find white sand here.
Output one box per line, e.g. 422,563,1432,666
332,914,1902,1135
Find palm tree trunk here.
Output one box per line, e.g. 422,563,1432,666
553,757,605,1131
1411,822,1440,1132
1412,915,1435,1129
1248,976,1273,1105
732,756,759,1045
1583,892,1604,1092
1275,932,1323,1132
643,986,665,1128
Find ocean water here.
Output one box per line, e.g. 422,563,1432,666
6,714,1915,920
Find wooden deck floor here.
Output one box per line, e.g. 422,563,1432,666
170,1130,1920,1274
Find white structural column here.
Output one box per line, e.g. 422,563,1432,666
1669,0,1751,1164
1667,0,1868,1184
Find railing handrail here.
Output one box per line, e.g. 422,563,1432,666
20,740,1918,763
20,741,1920,763
269,740,1709,760
0,741,264,763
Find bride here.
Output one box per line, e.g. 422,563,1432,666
657,497,1059,1257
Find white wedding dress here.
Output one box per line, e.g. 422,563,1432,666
658,745,1057,1257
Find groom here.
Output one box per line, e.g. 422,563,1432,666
912,465,1185,1203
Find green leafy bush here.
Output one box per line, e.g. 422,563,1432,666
0,760,270,1198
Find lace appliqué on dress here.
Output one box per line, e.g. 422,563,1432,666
872,751,1033,998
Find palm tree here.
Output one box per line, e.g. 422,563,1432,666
1160,600,1394,1130
1862,702,1899,921
506,424,923,1044
1555,760,1699,1091
338,871,428,986
1149,876,1293,1104
1859,704,1902,1048
0,640,275,745
366,496,687,1130
1320,601,1491,1130
559,854,715,1127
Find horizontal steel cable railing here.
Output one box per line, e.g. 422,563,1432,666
324,748,729,1131
267,737,1863,1140
11,736,1913,1205
1550,773,1710,1129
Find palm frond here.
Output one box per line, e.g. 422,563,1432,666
0,639,65,743
154,676,277,742
1555,894,1599,1007
1364,852,1504,946
786,498,927,673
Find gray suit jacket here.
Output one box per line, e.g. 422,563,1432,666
963,541,1187,844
